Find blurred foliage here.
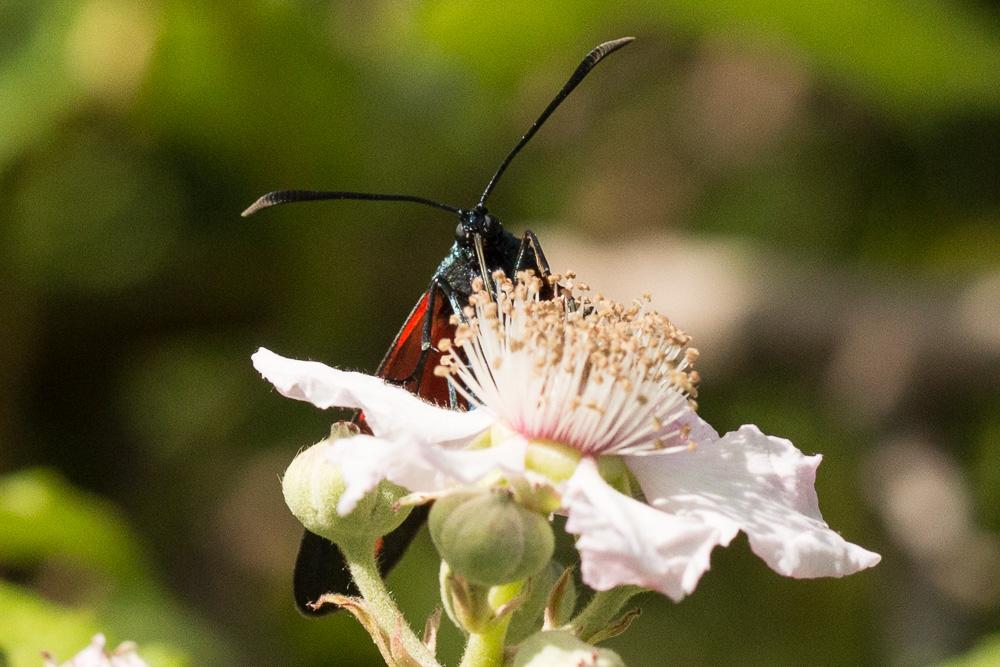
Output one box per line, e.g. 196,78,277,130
0,469,221,665
1,0,998,665
940,634,1000,667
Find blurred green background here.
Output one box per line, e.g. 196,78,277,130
2,1,999,665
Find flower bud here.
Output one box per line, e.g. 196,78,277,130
429,488,554,587
512,631,624,667
282,422,411,546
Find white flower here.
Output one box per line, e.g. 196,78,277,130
512,630,624,667
43,634,148,667
253,272,879,600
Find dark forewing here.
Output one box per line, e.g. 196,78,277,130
293,287,457,615
376,288,455,405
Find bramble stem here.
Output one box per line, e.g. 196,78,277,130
458,581,523,667
342,540,441,666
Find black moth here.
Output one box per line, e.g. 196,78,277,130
244,36,634,615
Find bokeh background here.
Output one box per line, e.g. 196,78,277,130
2,1,999,665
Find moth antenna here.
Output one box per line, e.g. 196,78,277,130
242,190,462,217
477,36,635,208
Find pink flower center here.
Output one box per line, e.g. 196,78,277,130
436,271,700,457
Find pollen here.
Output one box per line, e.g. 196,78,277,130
438,271,701,457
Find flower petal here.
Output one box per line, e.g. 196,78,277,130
677,407,719,446
325,434,526,515
44,635,149,667
563,458,736,601
627,424,881,580
252,348,492,443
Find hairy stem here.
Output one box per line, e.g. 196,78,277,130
343,541,440,667
459,581,523,667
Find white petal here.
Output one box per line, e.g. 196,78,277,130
63,635,108,667
322,434,407,514
420,433,528,486
325,434,526,515
677,407,719,445
109,643,147,667
627,424,881,580
563,458,737,602
252,348,492,443
46,635,149,667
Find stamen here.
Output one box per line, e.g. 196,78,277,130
440,271,700,456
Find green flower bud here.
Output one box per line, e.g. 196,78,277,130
429,488,554,587
512,631,625,667
282,422,411,547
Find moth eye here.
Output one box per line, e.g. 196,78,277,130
455,222,466,242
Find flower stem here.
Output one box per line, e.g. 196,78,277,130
459,581,523,667
569,586,643,642
459,623,508,667
342,540,440,667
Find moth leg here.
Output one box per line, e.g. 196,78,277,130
422,276,463,345
421,278,463,409
398,277,457,386
514,229,558,300
420,278,443,353
513,229,551,277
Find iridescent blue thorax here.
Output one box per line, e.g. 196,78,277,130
434,207,525,312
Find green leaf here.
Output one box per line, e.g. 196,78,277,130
0,468,148,580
